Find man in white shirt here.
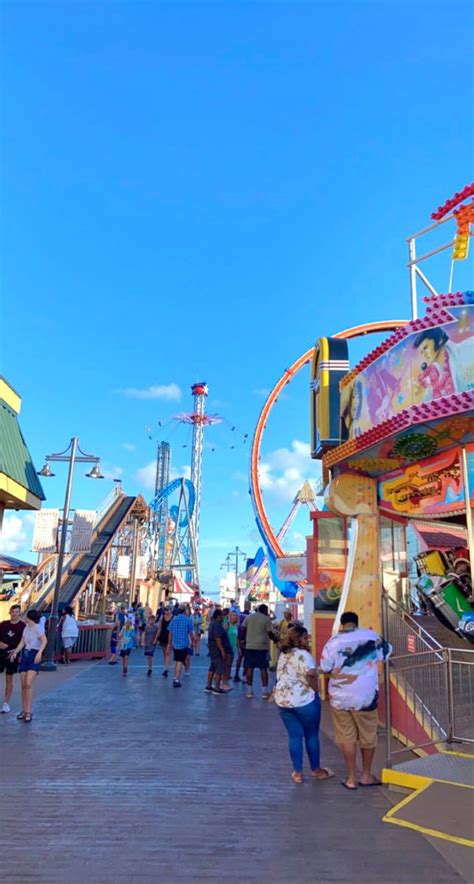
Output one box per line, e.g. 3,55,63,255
320,611,392,790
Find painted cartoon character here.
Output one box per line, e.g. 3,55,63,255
413,328,456,400
341,379,364,438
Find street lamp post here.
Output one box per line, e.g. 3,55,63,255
37,437,104,670
228,546,247,602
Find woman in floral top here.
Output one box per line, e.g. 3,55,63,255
275,625,334,784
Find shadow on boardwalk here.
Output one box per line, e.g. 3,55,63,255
0,654,463,883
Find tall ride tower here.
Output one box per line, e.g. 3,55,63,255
190,382,208,574
154,441,170,570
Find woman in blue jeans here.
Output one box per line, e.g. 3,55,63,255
275,625,334,784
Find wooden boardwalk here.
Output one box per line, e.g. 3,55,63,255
0,653,463,883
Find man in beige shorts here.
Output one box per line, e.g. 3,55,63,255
320,611,392,790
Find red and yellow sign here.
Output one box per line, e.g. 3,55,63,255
379,445,474,517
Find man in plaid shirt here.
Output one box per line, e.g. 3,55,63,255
167,605,194,688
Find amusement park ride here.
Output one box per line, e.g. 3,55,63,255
247,182,474,652
150,382,219,590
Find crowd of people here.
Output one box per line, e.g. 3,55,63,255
1,595,392,790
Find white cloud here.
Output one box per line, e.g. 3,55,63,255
1,513,32,556
258,439,320,504
122,442,136,451
117,383,182,401
101,465,124,481
135,461,156,490
135,461,191,491
253,387,270,398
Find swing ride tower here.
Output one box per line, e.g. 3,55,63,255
190,382,208,562
154,441,170,570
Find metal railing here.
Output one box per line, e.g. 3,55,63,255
22,487,125,609
94,484,124,527
384,591,443,655
53,623,113,660
385,647,474,764
383,590,474,763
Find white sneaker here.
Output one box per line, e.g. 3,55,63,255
1,702,11,713
184,671,190,677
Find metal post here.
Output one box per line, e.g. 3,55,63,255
446,648,455,743
42,437,78,670
100,548,111,624
90,567,97,615
382,591,392,767
461,446,474,588
129,517,140,605
229,546,246,601
408,237,418,320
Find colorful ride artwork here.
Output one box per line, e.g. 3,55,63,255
249,185,474,658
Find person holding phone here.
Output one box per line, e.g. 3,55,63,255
9,609,47,723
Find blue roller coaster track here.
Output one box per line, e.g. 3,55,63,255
150,479,196,581
150,478,195,527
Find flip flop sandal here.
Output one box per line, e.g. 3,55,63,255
291,772,304,784
24,713,33,723
16,711,26,720
342,779,358,790
358,778,382,787
311,768,335,780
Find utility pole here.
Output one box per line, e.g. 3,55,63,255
219,555,232,572
228,546,247,601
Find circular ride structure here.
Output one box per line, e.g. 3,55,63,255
249,320,409,564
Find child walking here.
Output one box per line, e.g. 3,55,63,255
118,618,136,676
144,614,159,676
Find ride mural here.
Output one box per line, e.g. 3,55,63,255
340,301,474,440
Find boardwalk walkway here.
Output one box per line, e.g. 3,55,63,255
0,652,464,883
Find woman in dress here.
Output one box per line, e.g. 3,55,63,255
156,607,173,677
59,605,79,664
9,609,47,722
275,625,334,784
192,609,203,656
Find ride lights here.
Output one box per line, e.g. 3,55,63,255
452,203,474,260
431,183,474,220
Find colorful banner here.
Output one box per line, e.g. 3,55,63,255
341,307,474,439
379,446,474,517
32,509,59,552
276,556,307,581
69,510,95,553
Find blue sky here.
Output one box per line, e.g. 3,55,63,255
1,1,473,594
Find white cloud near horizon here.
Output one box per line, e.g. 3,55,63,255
117,383,182,401
1,512,35,557
258,439,319,504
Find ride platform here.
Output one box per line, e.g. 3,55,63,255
382,750,474,848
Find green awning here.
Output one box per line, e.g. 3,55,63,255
0,398,45,501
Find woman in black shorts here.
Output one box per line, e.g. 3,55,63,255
156,608,173,677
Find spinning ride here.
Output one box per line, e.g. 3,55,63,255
249,320,408,598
